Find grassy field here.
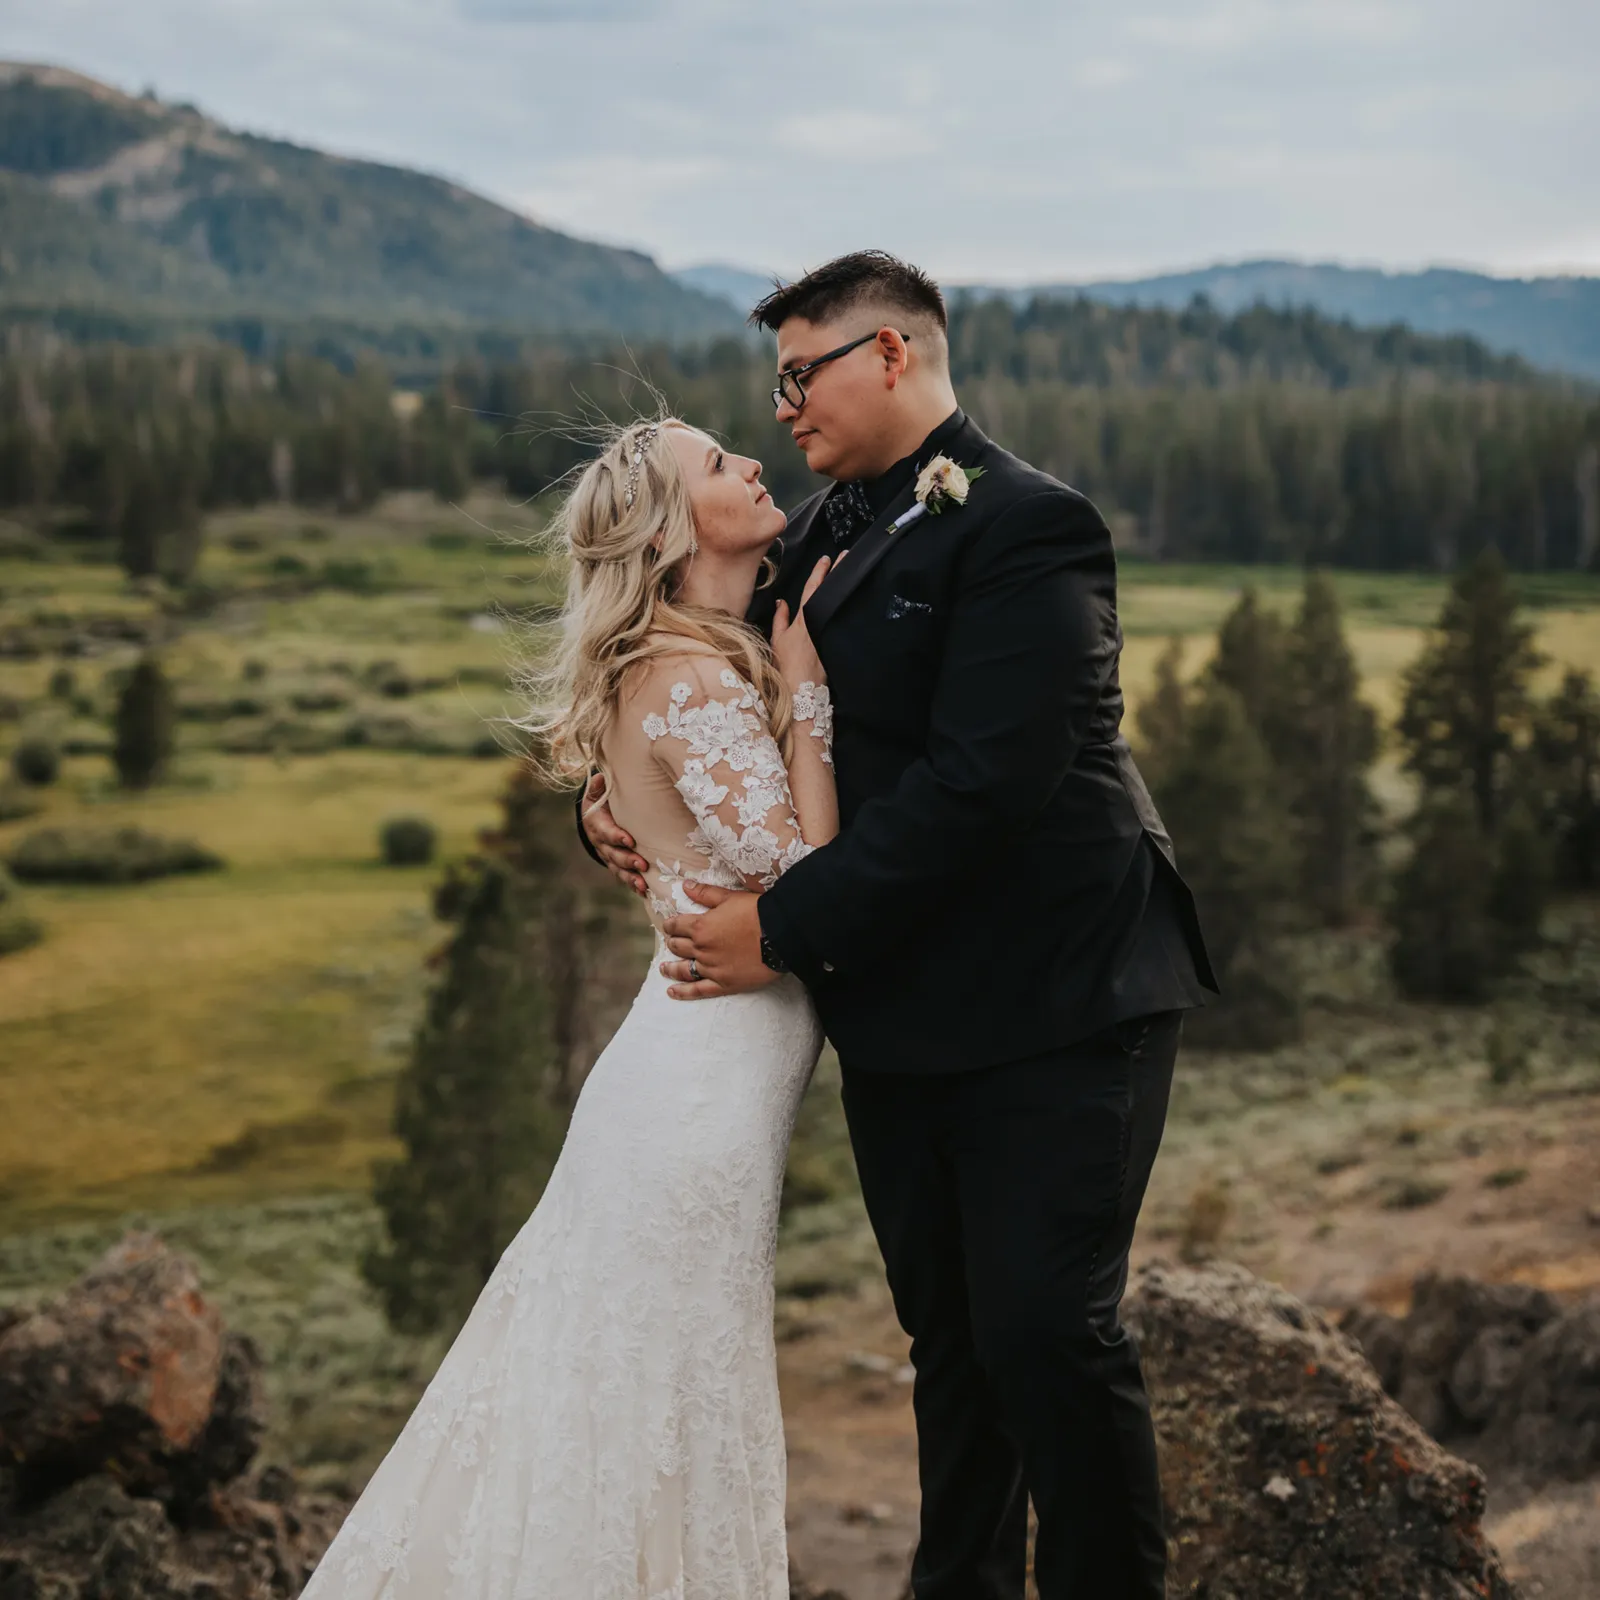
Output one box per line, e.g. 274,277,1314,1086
1,491,1598,1498
2,495,1598,1229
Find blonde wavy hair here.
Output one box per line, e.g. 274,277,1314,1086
514,415,791,787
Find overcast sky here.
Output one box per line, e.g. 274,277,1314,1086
2,0,1595,282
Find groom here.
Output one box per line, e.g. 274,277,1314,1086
582,251,1215,1599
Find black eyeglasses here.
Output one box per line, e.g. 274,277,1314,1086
772,331,912,411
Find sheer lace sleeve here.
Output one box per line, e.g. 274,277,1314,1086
641,656,816,894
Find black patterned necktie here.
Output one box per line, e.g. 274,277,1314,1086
823,482,873,548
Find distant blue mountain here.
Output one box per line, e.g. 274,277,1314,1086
968,262,1600,383
670,264,779,321
677,258,1600,382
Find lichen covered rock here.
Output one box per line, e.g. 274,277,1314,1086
1126,1262,1519,1599
1342,1273,1600,1484
0,1236,340,1599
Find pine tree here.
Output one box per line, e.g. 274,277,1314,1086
362,768,627,1335
1487,804,1551,955
1206,587,1294,762
1150,683,1303,1048
1396,548,1544,832
1133,634,1188,791
1527,669,1600,889
1279,573,1380,924
1389,798,1502,1002
363,850,566,1334
112,656,175,789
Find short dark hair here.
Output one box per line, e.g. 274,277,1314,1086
750,250,947,335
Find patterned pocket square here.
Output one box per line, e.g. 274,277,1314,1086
886,593,934,621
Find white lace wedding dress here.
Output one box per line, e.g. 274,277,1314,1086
300,651,830,1600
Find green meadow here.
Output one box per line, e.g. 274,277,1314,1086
4,496,1599,1229
2,494,1598,1490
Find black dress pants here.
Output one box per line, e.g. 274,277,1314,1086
839,1011,1180,1600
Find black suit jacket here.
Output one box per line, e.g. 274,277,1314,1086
752,414,1216,1074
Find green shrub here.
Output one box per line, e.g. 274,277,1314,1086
380,816,437,867
1485,1012,1534,1087
1484,1166,1529,1189
0,783,43,822
288,685,352,713
320,558,382,593
47,667,76,700
6,825,223,884
197,1111,350,1173
268,552,310,578
0,523,46,560
216,717,346,756
177,691,272,723
10,737,60,787
363,659,412,698
241,658,270,682
0,866,44,956
57,726,112,757
1180,1179,1231,1263
1383,1178,1449,1211
1183,941,1303,1050
0,907,43,956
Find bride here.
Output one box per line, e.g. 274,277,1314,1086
297,419,837,1600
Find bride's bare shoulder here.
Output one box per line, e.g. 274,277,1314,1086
617,640,736,711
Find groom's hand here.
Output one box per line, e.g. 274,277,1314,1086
581,772,649,899
660,884,779,1000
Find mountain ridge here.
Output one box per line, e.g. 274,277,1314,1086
0,61,741,342
674,259,1600,382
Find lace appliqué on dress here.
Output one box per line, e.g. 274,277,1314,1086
790,681,834,766
643,670,816,921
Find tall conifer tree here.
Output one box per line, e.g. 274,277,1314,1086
1280,573,1379,924
111,655,175,789
364,769,629,1335
1396,548,1543,832
1150,684,1303,1048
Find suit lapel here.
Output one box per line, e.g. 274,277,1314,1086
802,479,921,636
797,415,992,636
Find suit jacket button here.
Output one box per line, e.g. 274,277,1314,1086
822,961,835,973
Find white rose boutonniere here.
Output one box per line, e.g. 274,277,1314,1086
914,454,983,513
888,454,986,539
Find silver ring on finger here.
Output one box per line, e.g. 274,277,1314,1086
688,959,700,981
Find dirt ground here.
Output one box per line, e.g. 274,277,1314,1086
777,1063,1600,1599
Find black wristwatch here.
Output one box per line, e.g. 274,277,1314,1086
759,932,791,975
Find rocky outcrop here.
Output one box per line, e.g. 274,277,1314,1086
0,1234,264,1515
1342,1272,1600,1484
0,1243,1533,1600
0,1235,342,1599
1125,1262,1519,1599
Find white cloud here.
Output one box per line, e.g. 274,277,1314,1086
774,111,937,164
2,0,1595,278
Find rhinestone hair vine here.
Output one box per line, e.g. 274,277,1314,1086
622,424,661,511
